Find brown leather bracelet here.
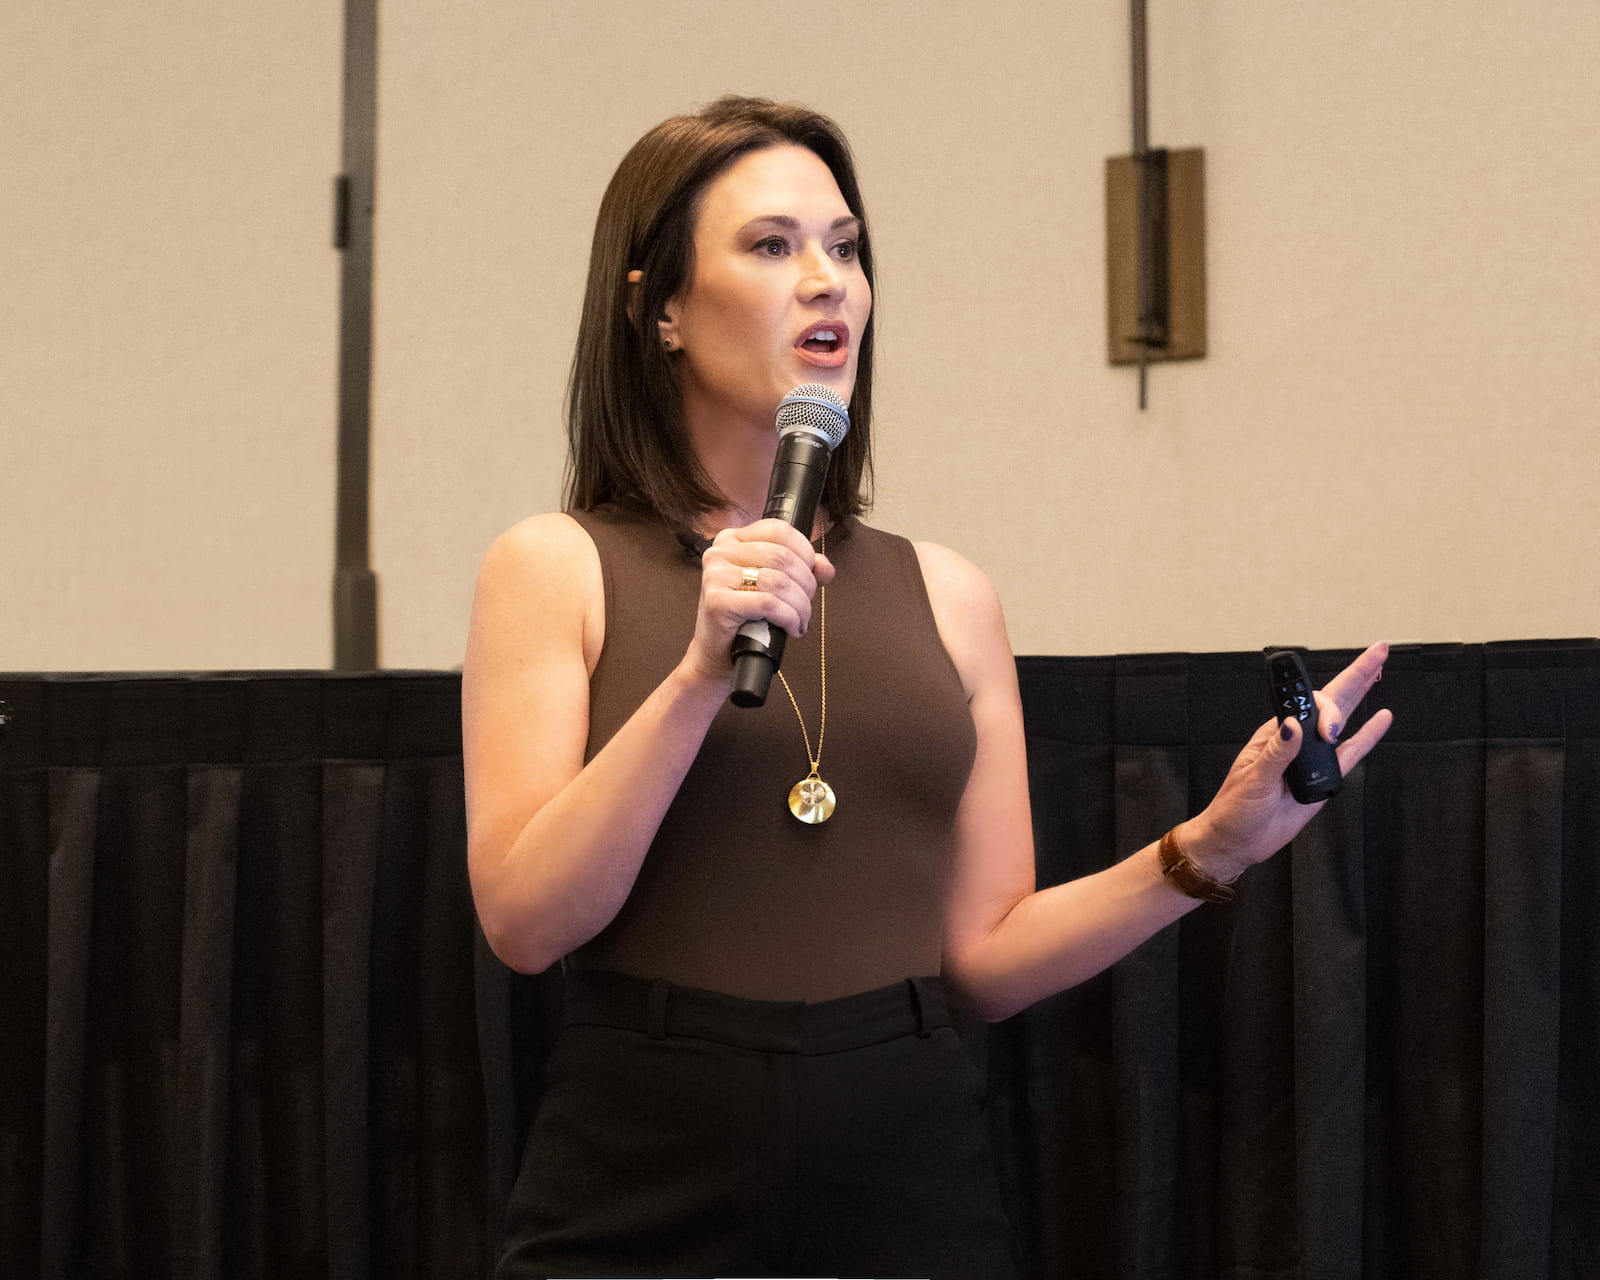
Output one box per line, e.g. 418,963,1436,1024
1158,826,1241,903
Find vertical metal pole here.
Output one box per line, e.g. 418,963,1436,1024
333,0,379,669
1131,0,1150,410
1131,0,1149,157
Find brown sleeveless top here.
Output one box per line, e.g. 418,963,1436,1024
566,507,977,1003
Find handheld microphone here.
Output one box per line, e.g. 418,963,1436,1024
729,384,851,708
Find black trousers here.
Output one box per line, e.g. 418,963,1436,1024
496,970,1018,1280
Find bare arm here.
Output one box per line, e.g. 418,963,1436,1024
463,513,831,973
918,541,1392,1022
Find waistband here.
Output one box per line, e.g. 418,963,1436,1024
560,969,952,1055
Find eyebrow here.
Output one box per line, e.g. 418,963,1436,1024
741,214,863,235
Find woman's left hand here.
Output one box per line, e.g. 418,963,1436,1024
1180,642,1394,883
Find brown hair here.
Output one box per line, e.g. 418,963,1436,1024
563,96,876,526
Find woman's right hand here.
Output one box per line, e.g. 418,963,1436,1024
682,518,836,686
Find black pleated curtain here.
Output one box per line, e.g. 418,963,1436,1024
0,675,484,1279
3,644,1596,1279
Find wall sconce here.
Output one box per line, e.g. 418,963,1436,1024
1107,2,1206,409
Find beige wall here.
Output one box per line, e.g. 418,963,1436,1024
5,2,1596,671
2,2,342,670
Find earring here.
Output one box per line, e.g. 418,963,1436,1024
662,337,673,351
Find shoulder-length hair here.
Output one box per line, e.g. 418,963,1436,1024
563,96,875,527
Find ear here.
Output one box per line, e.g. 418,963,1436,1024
656,297,682,353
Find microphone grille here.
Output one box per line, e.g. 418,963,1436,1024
776,383,851,450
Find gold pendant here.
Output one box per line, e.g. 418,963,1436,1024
788,772,836,824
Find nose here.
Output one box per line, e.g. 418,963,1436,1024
796,244,846,303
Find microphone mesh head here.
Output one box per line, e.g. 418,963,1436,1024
776,383,850,450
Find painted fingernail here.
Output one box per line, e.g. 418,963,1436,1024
1327,722,1342,743
1280,721,1293,742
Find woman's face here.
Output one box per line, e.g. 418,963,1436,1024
663,144,872,434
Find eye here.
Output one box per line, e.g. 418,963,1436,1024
754,236,789,257
832,239,859,261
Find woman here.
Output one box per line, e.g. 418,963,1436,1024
463,96,1391,1279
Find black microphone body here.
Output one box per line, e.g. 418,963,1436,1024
758,430,833,530
729,385,850,708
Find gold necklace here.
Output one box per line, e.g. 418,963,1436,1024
776,534,833,824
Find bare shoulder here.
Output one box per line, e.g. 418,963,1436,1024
479,512,597,585
913,538,999,604
469,512,604,673
912,540,1013,699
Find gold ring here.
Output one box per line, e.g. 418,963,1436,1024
736,566,760,591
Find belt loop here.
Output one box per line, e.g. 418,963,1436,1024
647,980,670,1040
907,978,933,1038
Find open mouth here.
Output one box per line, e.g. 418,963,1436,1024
801,330,841,354
795,323,850,368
